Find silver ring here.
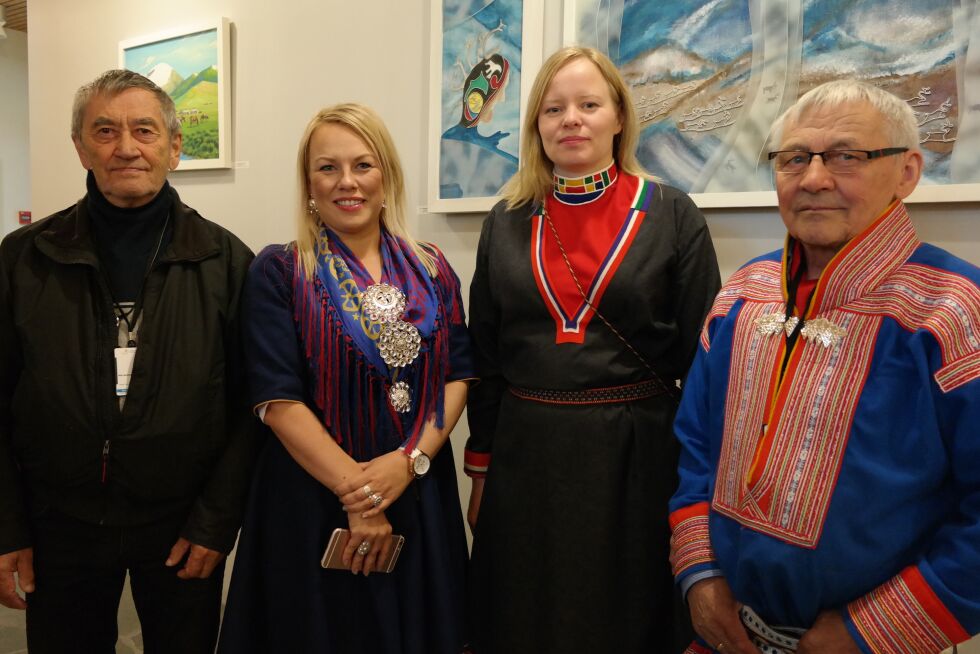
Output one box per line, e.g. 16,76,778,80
357,541,370,556
369,493,383,508
362,484,373,498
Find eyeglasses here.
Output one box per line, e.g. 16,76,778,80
767,147,909,175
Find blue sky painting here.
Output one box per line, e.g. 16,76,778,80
570,0,979,196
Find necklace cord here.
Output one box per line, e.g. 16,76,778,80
542,208,678,403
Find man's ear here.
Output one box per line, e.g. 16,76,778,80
895,149,923,201
169,132,183,171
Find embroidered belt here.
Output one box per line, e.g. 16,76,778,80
508,379,669,405
739,606,804,653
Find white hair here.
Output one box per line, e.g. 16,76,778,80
772,79,920,152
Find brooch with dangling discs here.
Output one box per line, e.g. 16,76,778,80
361,283,420,413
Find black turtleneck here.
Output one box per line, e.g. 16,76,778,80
86,171,174,303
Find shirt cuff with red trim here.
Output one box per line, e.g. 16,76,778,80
463,449,490,478
670,501,718,585
845,565,970,654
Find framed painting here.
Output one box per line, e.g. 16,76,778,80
428,0,544,213
563,0,980,207
120,18,231,170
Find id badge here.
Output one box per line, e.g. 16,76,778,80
114,346,136,396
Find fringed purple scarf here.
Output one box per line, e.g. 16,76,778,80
292,226,456,460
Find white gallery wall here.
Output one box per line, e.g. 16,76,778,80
25,0,980,496
0,28,30,238
11,1,980,652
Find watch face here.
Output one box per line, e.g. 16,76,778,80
412,452,431,477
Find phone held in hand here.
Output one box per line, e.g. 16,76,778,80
320,528,405,573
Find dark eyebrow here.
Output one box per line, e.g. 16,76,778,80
90,116,160,129
132,117,161,128
91,116,119,128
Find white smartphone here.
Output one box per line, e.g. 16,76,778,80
320,527,405,573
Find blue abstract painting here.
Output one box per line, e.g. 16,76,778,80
438,0,525,202
569,0,980,197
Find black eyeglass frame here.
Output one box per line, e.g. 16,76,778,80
767,147,909,172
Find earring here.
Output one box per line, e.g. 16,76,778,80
381,200,387,210
307,197,318,216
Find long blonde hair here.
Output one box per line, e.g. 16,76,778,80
502,46,651,210
294,103,436,278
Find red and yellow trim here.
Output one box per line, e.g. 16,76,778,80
848,566,969,654
669,502,715,577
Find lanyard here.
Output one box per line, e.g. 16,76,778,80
101,215,170,347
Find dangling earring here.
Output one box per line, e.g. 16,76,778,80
307,197,319,216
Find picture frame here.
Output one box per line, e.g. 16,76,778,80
120,18,232,170
427,0,544,213
562,0,980,208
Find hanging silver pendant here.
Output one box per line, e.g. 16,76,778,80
389,381,412,413
361,284,407,323
378,321,421,367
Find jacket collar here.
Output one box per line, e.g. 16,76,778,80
36,184,221,267
782,200,920,316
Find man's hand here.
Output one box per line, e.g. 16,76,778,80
797,610,862,654
0,548,34,609
687,577,762,654
165,538,226,580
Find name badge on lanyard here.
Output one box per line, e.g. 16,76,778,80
114,346,137,396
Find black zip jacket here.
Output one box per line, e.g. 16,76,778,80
0,186,263,554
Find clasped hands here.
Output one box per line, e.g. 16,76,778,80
688,577,862,654
334,450,413,575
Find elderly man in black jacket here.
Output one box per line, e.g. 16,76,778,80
0,69,261,653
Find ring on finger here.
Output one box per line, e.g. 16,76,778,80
369,493,383,508
362,484,373,498
716,643,726,652
357,541,371,556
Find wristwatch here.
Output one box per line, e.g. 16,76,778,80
407,448,431,480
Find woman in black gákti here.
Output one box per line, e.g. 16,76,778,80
218,104,473,654
464,47,721,653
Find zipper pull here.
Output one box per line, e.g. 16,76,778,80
101,440,110,483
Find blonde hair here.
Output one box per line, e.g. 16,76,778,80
294,103,436,278
502,46,651,210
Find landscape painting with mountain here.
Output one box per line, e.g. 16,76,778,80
121,24,226,166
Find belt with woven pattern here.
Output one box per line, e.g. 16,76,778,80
508,379,670,405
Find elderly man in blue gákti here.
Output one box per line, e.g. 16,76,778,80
669,79,980,654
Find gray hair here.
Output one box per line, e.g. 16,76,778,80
772,79,920,152
71,69,180,139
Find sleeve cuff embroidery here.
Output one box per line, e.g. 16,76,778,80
669,501,716,577
847,565,969,654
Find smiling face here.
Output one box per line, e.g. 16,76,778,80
72,88,181,208
775,100,922,274
537,57,623,177
307,122,384,240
